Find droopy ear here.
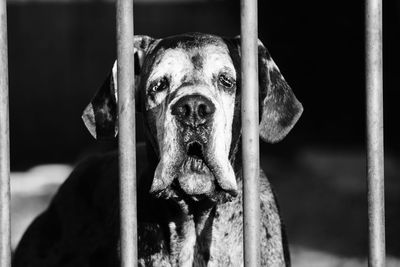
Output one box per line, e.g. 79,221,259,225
229,37,303,143
257,40,303,143
82,35,156,139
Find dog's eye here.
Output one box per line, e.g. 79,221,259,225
218,74,235,89
151,77,169,93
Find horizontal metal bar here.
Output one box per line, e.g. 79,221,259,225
240,0,260,266
0,0,11,265
366,0,385,266
116,0,137,265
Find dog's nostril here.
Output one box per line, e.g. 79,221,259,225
198,103,212,118
177,104,191,117
187,142,203,159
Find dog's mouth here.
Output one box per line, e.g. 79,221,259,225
150,134,238,202
174,141,216,199
184,141,208,172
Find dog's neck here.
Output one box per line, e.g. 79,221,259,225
168,201,215,267
166,183,248,267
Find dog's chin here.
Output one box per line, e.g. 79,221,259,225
175,156,215,199
152,152,236,204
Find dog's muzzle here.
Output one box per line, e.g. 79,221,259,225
150,93,238,201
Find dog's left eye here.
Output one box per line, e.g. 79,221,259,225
218,74,235,89
151,77,169,93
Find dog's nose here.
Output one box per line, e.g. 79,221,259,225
171,94,215,127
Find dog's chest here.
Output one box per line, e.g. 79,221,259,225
137,199,244,267
136,176,287,267
206,198,244,266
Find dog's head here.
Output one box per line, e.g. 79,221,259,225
82,33,302,203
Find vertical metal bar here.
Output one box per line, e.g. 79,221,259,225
366,0,385,266
0,0,11,266
240,0,260,266
116,0,137,265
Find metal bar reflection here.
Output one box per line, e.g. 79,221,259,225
240,0,260,266
116,0,137,265
366,0,385,266
0,0,11,265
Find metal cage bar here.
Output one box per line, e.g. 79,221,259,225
366,0,385,266
0,0,11,266
116,0,138,266
240,0,260,266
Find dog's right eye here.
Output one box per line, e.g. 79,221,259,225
151,77,169,93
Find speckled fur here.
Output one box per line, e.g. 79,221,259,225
13,33,301,267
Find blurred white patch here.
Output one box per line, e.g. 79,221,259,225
11,164,72,250
291,246,400,267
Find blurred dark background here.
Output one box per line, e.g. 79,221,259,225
7,0,400,264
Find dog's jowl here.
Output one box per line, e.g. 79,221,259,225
13,33,303,267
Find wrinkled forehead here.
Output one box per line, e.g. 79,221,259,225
147,36,235,80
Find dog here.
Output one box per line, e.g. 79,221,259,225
13,33,303,267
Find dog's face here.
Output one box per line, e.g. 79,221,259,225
82,33,303,203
